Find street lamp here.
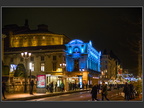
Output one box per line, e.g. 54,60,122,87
21,52,31,93
60,63,66,75
60,63,67,91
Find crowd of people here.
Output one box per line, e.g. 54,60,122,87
90,81,137,101
46,82,89,93
46,81,65,93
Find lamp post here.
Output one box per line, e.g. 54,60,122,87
60,63,67,91
21,52,31,93
60,63,66,75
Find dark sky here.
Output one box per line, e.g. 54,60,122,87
2,7,142,73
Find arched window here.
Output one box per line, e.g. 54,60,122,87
73,47,80,53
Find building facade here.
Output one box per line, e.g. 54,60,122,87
65,39,101,87
100,50,120,84
3,22,70,92
3,21,101,92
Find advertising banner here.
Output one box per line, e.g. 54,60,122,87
37,75,46,88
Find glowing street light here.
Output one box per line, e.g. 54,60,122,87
21,52,31,93
60,63,66,75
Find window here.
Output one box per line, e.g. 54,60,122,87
42,36,45,39
63,56,65,61
20,57,23,62
41,63,45,72
52,38,54,43
41,56,44,61
53,56,56,60
53,63,57,71
73,47,80,53
30,57,34,61
29,62,34,71
10,58,14,62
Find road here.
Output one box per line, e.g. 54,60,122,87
28,91,92,101
28,89,127,102
27,88,142,102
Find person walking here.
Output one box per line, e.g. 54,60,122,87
60,82,64,92
91,84,99,101
49,82,54,93
123,82,130,101
101,81,109,101
129,82,135,99
2,81,6,99
30,80,34,95
55,82,57,92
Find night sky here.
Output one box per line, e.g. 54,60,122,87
2,7,142,74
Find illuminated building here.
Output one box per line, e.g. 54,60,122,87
65,39,101,86
2,34,6,62
100,49,121,84
3,21,101,92
3,21,70,92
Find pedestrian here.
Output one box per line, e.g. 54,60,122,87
49,82,54,93
86,83,88,90
101,81,109,101
46,84,49,92
55,82,57,92
2,80,7,99
91,84,99,101
60,82,64,92
123,82,130,101
30,80,34,95
69,82,72,90
129,82,134,99
97,84,101,93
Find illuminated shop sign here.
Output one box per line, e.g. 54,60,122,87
37,75,46,88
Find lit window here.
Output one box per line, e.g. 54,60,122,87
29,62,34,71
52,38,54,42
42,36,45,39
41,63,45,72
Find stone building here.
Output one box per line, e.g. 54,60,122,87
100,49,120,84
3,21,70,92
65,39,101,87
3,20,101,92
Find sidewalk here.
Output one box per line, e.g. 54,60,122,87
2,89,90,101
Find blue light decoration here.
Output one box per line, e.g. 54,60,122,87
65,39,101,72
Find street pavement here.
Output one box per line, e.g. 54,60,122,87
1,88,142,102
